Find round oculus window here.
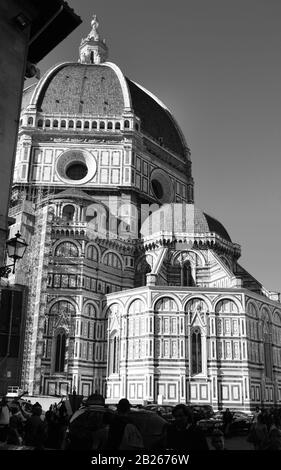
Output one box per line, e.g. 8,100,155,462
151,179,164,200
66,162,88,180
150,168,174,203
56,149,96,184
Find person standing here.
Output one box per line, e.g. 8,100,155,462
0,396,10,443
166,404,209,451
247,414,269,450
106,398,144,451
222,408,233,437
24,403,47,449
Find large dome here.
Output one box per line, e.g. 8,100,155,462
23,61,188,158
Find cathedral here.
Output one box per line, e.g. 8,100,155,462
9,16,281,411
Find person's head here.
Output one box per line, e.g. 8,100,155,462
172,404,193,429
211,429,225,450
32,403,42,416
117,398,131,415
85,393,105,406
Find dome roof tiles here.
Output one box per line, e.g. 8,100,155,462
37,64,125,115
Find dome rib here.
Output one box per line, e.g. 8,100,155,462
204,213,232,242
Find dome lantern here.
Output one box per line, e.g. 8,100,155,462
79,14,108,64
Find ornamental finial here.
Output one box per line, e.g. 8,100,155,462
79,14,108,64
87,14,100,41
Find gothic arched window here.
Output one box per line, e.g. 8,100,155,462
182,262,194,286
191,328,202,374
55,241,78,257
87,245,98,261
62,204,75,221
103,252,122,269
55,332,66,372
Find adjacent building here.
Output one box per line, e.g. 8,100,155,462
0,0,81,395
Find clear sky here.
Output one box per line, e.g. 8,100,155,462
32,0,281,292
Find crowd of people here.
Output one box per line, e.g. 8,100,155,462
246,406,281,450
1,394,281,451
0,395,68,450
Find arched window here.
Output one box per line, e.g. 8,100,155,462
128,299,145,315
84,121,90,129
107,122,113,130
45,119,50,128
84,303,96,317
76,120,82,128
47,301,75,339
155,297,178,312
191,328,202,374
69,120,74,128
215,299,238,314
61,120,66,128
55,241,78,257
55,332,66,372
100,121,105,130
37,119,43,128
124,120,130,128
28,117,33,125
53,119,58,128
62,204,75,221
115,122,121,130
182,262,194,286
103,252,122,269
92,121,97,129
87,245,98,261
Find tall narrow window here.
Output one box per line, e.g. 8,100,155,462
191,328,202,374
109,334,119,374
55,332,66,372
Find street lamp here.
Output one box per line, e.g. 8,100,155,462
0,231,28,278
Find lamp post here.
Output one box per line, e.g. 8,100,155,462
0,231,28,278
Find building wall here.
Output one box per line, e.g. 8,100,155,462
0,3,31,264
